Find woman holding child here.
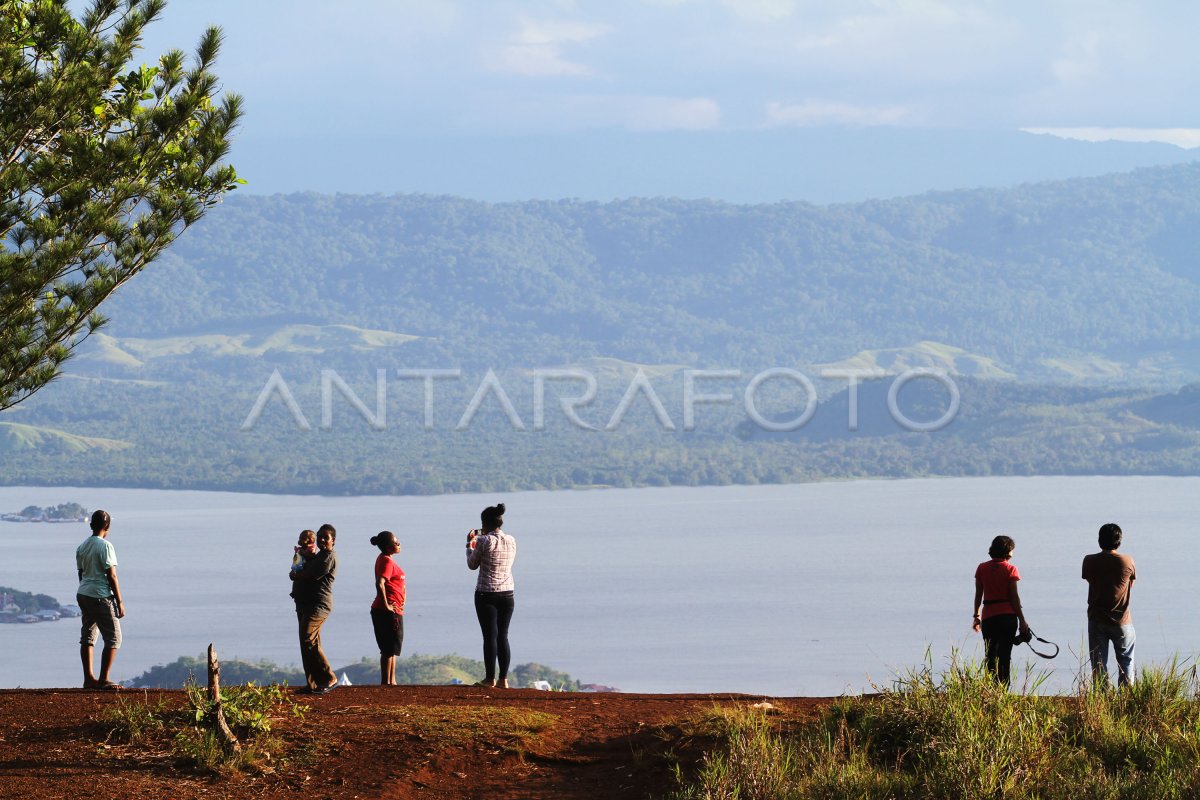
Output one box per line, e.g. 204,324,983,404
289,523,338,694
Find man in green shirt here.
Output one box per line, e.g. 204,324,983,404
76,509,126,689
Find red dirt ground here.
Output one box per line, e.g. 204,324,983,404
0,686,832,799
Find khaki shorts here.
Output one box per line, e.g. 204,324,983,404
78,593,122,649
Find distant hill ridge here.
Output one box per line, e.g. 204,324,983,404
0,423,132,454
97,162,1200,385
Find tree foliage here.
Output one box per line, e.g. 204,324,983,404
125,653,584,690
0,0,242,409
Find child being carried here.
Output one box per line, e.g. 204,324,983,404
291,529,318,575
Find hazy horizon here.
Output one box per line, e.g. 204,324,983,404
123,0,1200,200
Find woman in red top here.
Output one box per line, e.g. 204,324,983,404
972,535,1030,687
369,530,406,685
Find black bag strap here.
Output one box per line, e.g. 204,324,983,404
1020,629,1059,659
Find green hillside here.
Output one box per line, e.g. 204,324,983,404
89,162,1200,384
6,165,1200,494
0,423,133,454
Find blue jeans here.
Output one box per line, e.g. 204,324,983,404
1088,620,1135,687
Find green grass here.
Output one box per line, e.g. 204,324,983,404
667,657,1200,800
386,705,559,755
98,681,306,774
101,695,170,744
0,421,133,453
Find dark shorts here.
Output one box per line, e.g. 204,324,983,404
371,608,404,657
78,593,121,648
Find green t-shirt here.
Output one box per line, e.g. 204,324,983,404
76,535,117,599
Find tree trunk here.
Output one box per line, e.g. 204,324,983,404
207,643,241,753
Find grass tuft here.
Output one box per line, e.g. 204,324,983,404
667,656,1200,800
96,681,305,774
388,705,559,756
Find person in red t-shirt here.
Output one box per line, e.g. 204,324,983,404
369,530,406,685
972,535,1030,687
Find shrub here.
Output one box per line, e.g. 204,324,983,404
668,656,1200,800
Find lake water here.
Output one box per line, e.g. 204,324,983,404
2,477,1196,695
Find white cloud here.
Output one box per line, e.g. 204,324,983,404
568,95,722,130
486,18,613,77
1022,127,1200,149
1051,30,1104,83
720,0,796,23
790,1,1024,83
638,0,796,18
765,100,912,127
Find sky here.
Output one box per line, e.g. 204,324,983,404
124,0,1200,199
139,0,1199,141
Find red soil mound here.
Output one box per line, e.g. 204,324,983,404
0,685,831,799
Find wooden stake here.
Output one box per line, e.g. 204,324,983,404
207,643,241,753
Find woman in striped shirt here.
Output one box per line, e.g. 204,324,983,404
467,502,517,688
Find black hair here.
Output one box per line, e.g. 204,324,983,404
316,523,336,541
370,530,396,552
988,535,1015,560
480,502,506,531
90,509,111,534
1098,523,1123,550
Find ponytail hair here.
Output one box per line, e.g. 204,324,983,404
370,530,396,552
90,509,111,534
481,502,506,531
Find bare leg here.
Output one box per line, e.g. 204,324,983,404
98,645,118,684
81,644,98,688
380,655,397,685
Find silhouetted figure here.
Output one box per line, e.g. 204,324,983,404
369,530,406,685
972,535,1030,687
77,509,125,690
290,523,338,694
467,502,516,688
1083,522,1136,687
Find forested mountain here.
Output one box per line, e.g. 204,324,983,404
4,163,1200,495
96,162,1200,383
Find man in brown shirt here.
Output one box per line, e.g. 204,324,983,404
1082,522,1136,687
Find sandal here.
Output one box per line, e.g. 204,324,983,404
473,680,495,687
98,682,124,691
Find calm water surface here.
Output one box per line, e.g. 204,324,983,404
2,477,1196,694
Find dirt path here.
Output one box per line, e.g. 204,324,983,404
0,686,832,799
